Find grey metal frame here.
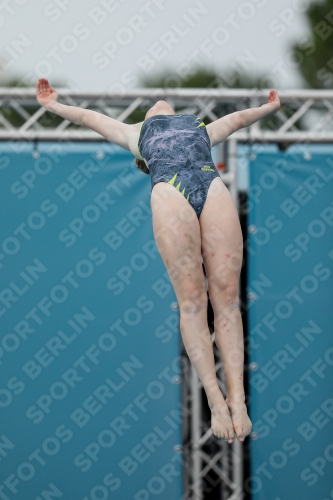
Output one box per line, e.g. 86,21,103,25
1,87,333,500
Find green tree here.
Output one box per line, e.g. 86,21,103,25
139,66,268,90
290,0,333,88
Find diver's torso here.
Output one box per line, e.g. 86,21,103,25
137,114,214,176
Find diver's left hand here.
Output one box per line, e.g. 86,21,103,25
267,89,280,112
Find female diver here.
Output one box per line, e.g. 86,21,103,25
36,78,281,444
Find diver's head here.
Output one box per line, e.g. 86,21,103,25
145,100,175,120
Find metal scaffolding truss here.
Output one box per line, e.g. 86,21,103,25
1,88,333,500
1,87,333,142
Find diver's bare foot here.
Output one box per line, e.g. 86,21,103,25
208,398,235,443
225,396,252,442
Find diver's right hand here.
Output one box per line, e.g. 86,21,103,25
36,78,58,108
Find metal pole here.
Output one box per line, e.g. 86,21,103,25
3,87,333,100
191,365,202,500
221,423,230,500
231,440,243,500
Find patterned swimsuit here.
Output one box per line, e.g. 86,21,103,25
137,114,220,219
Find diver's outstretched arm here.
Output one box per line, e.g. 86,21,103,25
36,78,134,150
207,89,281,147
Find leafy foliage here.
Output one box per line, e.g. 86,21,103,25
139,66,269,90
290,0,333,88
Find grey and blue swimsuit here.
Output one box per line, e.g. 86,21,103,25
137,114,220,219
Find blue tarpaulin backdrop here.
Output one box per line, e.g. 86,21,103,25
0,142,183,500
247,145,333,500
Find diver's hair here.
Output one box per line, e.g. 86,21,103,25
135,158,149,175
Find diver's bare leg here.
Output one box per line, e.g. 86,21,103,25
199,178,252,442
151,182,235,442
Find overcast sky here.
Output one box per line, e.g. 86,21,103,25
0,0,313,91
